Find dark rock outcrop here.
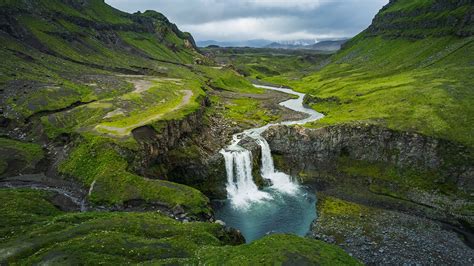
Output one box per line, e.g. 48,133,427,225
263,124,473,191
263,124,474,227
131,97,209,175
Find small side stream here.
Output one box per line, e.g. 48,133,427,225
214,84,324,242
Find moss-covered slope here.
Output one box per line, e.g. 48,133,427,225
265,0,473,148
0,0,205,123
0,189,360,265
367,0,473,38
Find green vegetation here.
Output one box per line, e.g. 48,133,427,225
337,156,460,197
318,195,365,218
58,135,211,217
1,188,359,265
0,189,63,242
0,188,227,264
224,98,279,127
298,36,474,148
203,47,331,82
0,138,44,175
198,234,361,265
0,138,43,165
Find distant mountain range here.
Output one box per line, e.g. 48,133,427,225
265,39,348,51
196,39,271,48
197,39,349,51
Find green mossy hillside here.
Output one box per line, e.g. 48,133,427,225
298,35,474,148
0,0,203,123
0,188,230,264
0,188,360,265
0,189,63,243
198,234,361,265
368,0,473,38
0,138,44,176
58,135,211,217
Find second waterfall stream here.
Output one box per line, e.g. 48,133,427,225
220,84,324,209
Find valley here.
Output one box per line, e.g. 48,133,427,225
1,0,473,265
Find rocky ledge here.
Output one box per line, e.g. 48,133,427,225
262,123,474,264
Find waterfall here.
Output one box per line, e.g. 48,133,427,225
220,84,324,210
220,148,272,209
256,137,299,194
221,135,299,209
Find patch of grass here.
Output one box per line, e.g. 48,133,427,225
0,189,63,243
198,234,361,265
0,138,44,174
224,97,279,127
59,135,211,217
337,156,461,197
318,196,367,219
0,138,44,165
198,66,263,94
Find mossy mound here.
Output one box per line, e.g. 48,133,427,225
59,135,212,218
198,234,361,265
0,190,230,264
0,138,44,176
0,188,359,265
0,189,63,242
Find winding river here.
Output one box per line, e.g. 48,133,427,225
214,84,324,242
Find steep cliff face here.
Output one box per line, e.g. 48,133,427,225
129,97,229,199
264,124,472,185
131,97,209,175
263,124,473,224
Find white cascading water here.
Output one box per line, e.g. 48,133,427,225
220,84,324,209
256,138,299,194
221,148,272,208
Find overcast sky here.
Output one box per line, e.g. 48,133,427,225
105,0,389,41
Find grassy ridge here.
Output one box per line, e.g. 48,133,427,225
0,0,202,122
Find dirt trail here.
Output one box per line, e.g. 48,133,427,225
96,90,193,136
116,75,183,93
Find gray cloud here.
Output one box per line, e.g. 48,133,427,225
105,0,389,41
